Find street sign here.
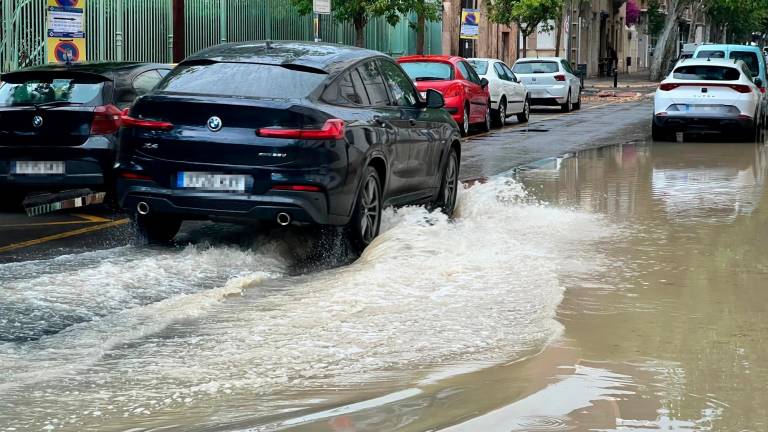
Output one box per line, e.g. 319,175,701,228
313,0,331,14
46,0,87,64
460,8,479,40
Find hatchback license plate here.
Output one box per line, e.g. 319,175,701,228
177,172,247,192
12,161,65,175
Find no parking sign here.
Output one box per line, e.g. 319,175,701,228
46,0,87,64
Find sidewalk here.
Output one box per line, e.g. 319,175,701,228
582,70,659,99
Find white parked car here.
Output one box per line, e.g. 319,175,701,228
512,57,582,112
653,58,762,141
467,58,529,126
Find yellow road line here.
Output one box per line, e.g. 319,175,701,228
0,218,130,254
0,212,113,228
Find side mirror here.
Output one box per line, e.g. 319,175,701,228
755,77,763,88
480,77,489,88
425,89,444,109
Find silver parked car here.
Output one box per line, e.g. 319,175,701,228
512,57,582,112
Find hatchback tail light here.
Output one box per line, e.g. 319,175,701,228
90,104,122,135
121,108,174,131
443,84,463,98
729,84,752,93
554,74,566,82
257,119,345,140
659,83,681,91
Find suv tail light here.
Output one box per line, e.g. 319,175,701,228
659,83,681,91
257,119,345,140
443,84,462,98
121,108,174,131
554,74,566,82
90,104,122,135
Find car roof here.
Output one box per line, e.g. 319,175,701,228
467,57,501,63
675,58,744,67
695,44,762,53
398,55,461,63
183,40,386,76
13,62,170,74
515,57,563,62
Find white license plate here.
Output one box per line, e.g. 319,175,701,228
12,161,65,175
177,172,247,192
689,105,720,113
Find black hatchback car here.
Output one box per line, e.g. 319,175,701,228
116,41,461,251
0,62,172,206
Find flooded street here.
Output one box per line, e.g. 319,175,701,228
2,137,768,431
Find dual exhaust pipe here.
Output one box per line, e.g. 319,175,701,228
136,201,292,226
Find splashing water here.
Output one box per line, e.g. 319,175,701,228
0,177,615,431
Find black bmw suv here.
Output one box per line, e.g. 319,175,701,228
0,62,172,206
116,41,461,252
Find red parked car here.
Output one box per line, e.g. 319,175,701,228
398,55,491,136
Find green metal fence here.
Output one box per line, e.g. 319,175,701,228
1,0,442,73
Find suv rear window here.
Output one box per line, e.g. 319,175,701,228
0,76,104,107
673,65,741,81
467,60,489,75
155,62,326,99
400,62,454,81
512,61,559,74
696,50,725,59
729,51,759,75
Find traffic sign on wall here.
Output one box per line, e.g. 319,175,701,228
46,0,87,64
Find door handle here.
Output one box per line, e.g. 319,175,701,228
374,116,393,129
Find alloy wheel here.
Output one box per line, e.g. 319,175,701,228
360,175,380,244
443,152,458,213
499,103,506,126
463,109,470,134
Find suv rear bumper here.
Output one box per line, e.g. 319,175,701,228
117,181,349,226
653,113,755,131
0,136,113,191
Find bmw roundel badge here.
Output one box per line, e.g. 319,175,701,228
207,116,223,132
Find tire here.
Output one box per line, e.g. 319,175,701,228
481,102,492,132
517,97,530,123
133,212,182,244
345,166,382,254
560,91,572,113
434,147,459,217
459,105,470,137
651,121,671,142
573,89,582,110
493,98,506,127
0,191,26,211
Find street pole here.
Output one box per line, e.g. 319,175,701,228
172,0,185,63
314,13,321,42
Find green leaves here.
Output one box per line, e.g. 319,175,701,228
486,0,563,37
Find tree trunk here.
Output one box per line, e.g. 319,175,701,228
687,6,699,43
354,16,366,48
649,0,683,81
522,32,528,58
416,13,426,55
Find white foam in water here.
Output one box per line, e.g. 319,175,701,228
0,177,615,431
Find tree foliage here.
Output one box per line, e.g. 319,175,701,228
707,0,768,42
290,0,401,47
388,0,442,54
646,0,665,36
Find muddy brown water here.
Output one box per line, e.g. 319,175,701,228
1,139,767,431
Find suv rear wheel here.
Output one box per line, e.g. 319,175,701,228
346,166,382,254
133,212,182,244
434,147,459,217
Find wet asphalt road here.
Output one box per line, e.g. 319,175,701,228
0,96,652,263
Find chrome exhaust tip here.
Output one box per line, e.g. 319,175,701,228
136,201,150,215
276,212,291,226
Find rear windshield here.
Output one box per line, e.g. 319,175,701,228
729,51,759,75
399,62,454,81
512,61,559,74
0,76,104,107
673,65,741,81
467,60,489,75
696,50,725,59
155,62,327,99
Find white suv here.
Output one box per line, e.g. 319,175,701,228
653,58,762,141
512,57,582,112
